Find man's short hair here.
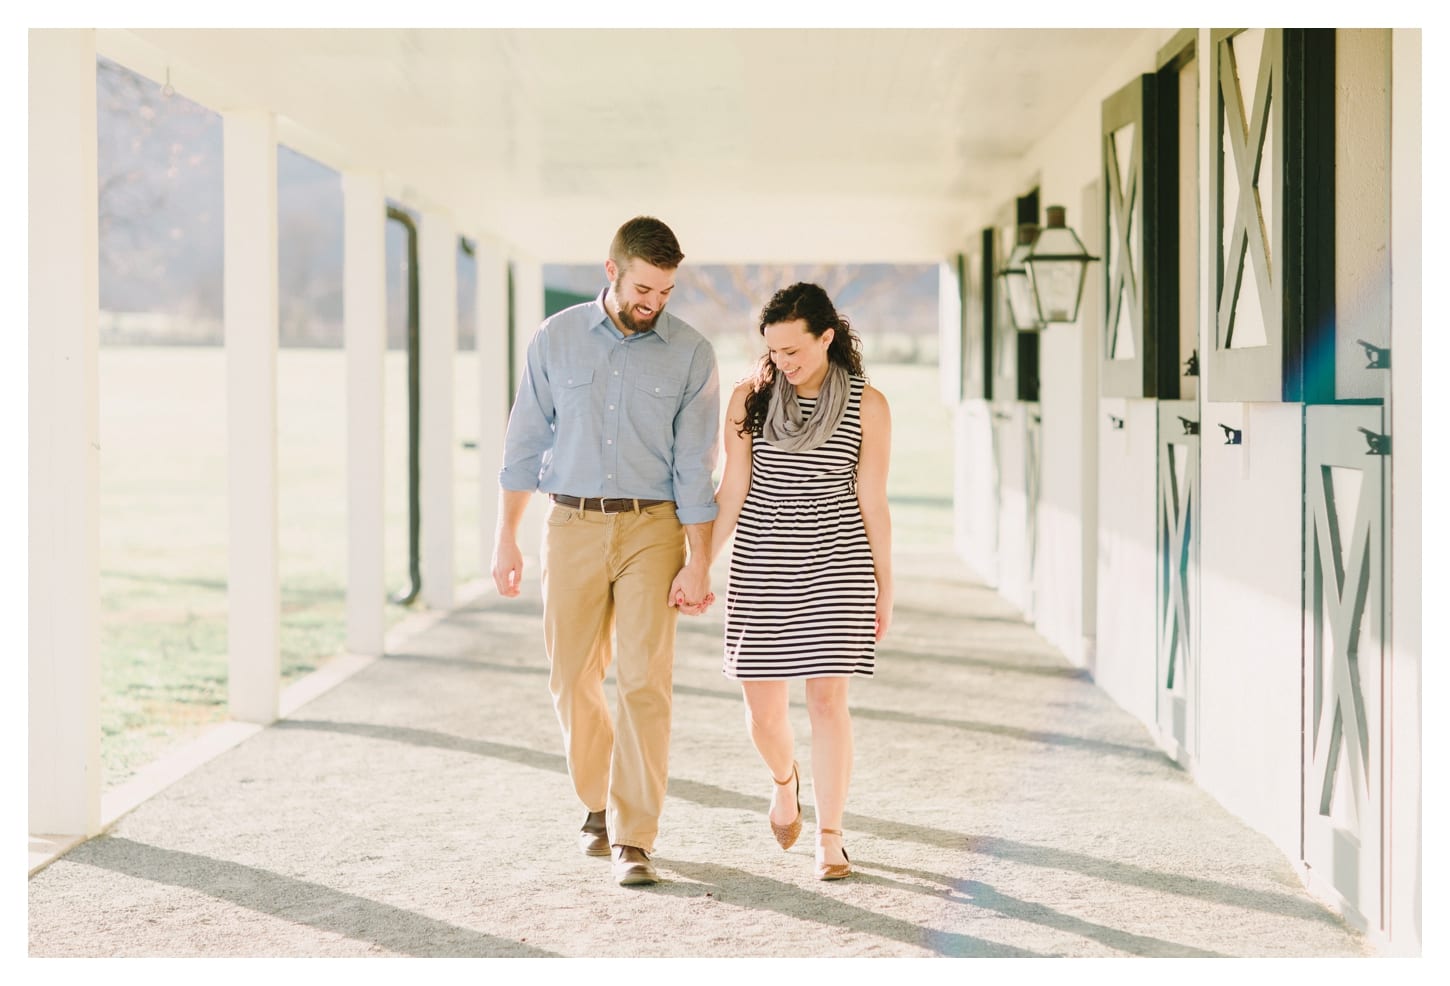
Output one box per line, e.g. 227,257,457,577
610,216,685,271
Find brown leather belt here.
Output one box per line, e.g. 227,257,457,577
551,494,672,514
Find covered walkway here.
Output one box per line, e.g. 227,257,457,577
29,26,1423,956
28,518,1371,958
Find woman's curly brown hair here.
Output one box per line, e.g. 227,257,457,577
738,282,865,437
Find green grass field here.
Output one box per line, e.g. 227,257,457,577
96,347,952,787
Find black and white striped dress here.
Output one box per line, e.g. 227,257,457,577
723,375,877,680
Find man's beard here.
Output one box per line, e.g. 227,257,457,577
612,279,662,333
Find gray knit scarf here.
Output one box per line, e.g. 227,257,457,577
761,362,850,451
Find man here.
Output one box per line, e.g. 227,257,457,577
491,216,719,887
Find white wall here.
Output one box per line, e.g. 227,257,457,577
950,26,1420,954
1181,27,1304,861
1036,321,1089,665
952,22,1378,900
953,31,1172,684
953,31,1171,638
954,400,999,586
1019,31,1175,675
1031,179,1103,669
993,402,1033,619
1093,397,1158,726
1387,27,1422,958
1194,401,1305,856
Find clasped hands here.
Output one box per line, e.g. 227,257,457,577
668,566,715,616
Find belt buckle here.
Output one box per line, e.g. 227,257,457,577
601,497,630,514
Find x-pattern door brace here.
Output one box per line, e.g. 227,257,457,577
1105,126,1140,360
1217,38,1280,346
1159,441,1194,690
1309,467,1374,821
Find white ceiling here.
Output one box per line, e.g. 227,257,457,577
97,27,1149,263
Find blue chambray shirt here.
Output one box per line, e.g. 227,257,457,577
499,290,721,525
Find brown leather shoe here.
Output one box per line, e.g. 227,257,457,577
578,810,609,857
610,844,659,886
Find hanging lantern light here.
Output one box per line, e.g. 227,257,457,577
1023,205,1099,324
997,223,1044,332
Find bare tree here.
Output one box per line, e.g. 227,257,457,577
96,56,223,326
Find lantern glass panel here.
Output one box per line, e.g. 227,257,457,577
1026,220,1093,323
1006,270,1041,331
1030,258,1088,323
1001,235,1042,331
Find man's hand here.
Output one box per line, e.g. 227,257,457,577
667,565,713,616
491,539,524,598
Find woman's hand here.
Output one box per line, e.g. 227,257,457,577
874,587,894,641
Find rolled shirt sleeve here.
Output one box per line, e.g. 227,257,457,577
670,343,721,525
498,327,554,492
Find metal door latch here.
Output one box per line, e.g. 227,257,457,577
1358,427,1391,456
1107,414,1124,430
1219,424,1242,445
1178,416,1199,436
1184,349,1200,377
1355,339,1390,369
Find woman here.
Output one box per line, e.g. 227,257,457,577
710,282,893,881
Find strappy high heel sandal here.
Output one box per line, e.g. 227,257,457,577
815,828,852,881
770,761,802,850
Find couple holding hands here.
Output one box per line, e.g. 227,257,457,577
491,216,893,887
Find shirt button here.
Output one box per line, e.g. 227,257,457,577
607,474,613,479
607,439,613,445
614,370,619,375
609,405,615,411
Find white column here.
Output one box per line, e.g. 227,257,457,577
343,173,387,655
419,211,457,609
473,237,511,578
510,255,547,562
1077,179,1101,656
28,29,101,836
223,109,280,723
937,255,963,405
1387,27,1422,958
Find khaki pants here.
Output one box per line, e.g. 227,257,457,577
539,500,684,853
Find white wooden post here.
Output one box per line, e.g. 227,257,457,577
343,173,387,655
937,255,963,406
223,109,280,723
473,237,511,578
1387,26,1422,957
419,211,457,609
1078,180,1102,657
510,256,547,562
28,28,102,836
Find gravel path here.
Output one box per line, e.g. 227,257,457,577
28,541,1373,959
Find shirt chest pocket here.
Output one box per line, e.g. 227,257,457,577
554,368,594,416
627,372,681,440
632,373,680,403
